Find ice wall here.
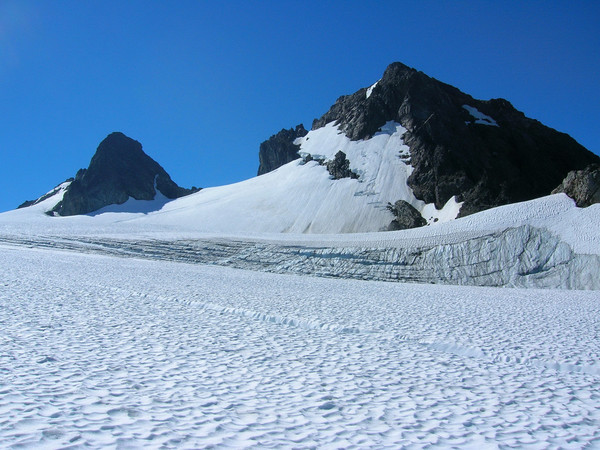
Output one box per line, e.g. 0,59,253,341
2,224,597,289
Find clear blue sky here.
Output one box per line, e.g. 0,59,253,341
1,0,598,212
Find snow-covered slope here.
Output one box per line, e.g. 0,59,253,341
102,121,460,234
17,180,72,214
12,121,460,234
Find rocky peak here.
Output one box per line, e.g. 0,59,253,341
311,62,600,216
49,132,198,216
311,62,464,140
257,124,308,176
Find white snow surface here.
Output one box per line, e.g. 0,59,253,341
1,246,600,448
1,185,598,256
21,180,72,215
90,190,171,216
463,104,499,127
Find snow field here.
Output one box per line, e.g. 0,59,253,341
1,246,600,448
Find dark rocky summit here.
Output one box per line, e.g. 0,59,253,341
46,132,198,216
552,164,600,207
303,62,600,217
387,200,427,230
257,125,308,175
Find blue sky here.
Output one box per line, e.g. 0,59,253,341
1,0,598,212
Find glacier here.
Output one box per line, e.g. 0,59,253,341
1,171,600,447
3,117,599,290
0,222,597,290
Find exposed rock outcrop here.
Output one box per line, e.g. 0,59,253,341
552,164,600,207
49,132,198,216
258,125,307,175
311,62,600,217
387,200,426,230
326,151,359,180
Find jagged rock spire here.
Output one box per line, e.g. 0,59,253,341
50,132,198,216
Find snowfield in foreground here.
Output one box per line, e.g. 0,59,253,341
1,246,600,448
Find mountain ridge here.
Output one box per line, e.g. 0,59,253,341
16,62,600,231
260,62,599,218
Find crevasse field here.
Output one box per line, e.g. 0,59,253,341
1,241,600,448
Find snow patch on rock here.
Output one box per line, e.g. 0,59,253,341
463,104,498,126
366,79,380,98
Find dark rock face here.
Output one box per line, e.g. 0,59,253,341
257,125,308,176
326,151,359,180
387,200,427,230
51,132,198,216
552,164,600,207
17,200,36,209
312,62,600,216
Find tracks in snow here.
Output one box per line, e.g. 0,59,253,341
104,283,600,379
